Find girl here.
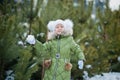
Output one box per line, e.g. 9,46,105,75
26,19,85,80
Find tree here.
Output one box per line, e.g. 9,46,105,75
0,0,120,80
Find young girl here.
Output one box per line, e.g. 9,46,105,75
26,19,85,80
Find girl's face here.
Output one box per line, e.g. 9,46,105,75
55,24,64,35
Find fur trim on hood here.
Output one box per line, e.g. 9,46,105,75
47,19,74,40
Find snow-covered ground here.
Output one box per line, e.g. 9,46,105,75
88,72,120,80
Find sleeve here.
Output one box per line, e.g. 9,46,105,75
70,37,85,61
33,40,51,64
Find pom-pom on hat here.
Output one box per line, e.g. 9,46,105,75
64,19,73,29
47,21,55,32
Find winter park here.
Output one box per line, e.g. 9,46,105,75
0,0,120,80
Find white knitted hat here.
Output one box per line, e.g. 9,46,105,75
47,19,74,40
47,19,73,32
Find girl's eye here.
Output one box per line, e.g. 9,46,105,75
61,26,64,28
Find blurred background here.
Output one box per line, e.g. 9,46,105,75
0,0,120,80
